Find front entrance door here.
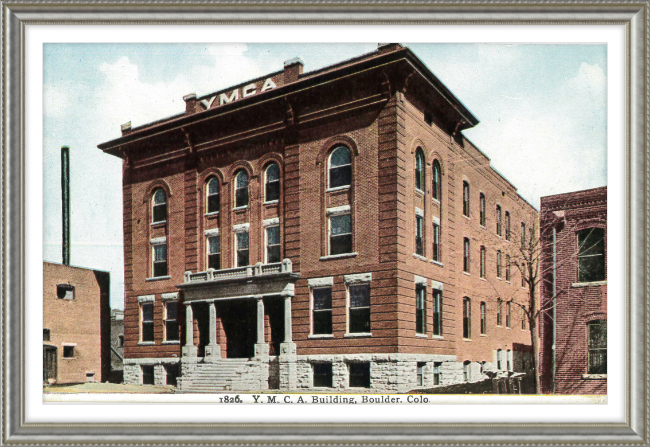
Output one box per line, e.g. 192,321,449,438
43,345,57,383
220,300,256,358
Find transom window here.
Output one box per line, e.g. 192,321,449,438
588,319,607,374
312,287,333,335
415,148,425,192
152,188,167,224
236,231,249,267
348,284,370,334
432,160,441,201
206,177,220,214
207,235,221,270
329,214,352,255
578,228,605,282
235,170,249,208
266,226,281,263
329,146,352,189
265,163,280,202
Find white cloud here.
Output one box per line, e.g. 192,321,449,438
43,83,75,118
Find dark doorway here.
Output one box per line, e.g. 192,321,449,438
165,363,179,386
43,345,57,383
220,300,256,358
193,302,210,357
264,297,284,356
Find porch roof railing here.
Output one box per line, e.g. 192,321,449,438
183,259,293,284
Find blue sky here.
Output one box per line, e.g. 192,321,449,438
43,43,607,309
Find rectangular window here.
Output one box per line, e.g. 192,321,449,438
416,284,426,334
432,289,442,336
480,246,486,278
463,238,470,273
266,226,281,263
496,206,502,236
312,287,332,335
56,284,75,300
433,362,442,385
153,243,168,277
506,301,512,328
463,181,470,217
349,284,370,334
43,328,50,341
313,363,333,387
349,363,370,388
63,345,75,358
417,362,425,386
463,361,471,382
522,306,527,330
207,235,221,270
432,222,441,262
141,302,154,342
463,298,471,339
480,302,487,335
415,215,424,256
496,250,502,278
521,222,526,249
521,262,526,287
164,301,179,342
578,228,606,282
588,320,607,374
236,231,249,267
330,214,352,255
505,211,511,241
479,193,486,226
497,299,503,326
506,254,511,281
142,365,155,385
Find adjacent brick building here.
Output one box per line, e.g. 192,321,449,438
539,187,607,395
98,44,537,392
43,262,111,384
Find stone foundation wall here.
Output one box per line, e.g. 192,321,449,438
123,357,180,385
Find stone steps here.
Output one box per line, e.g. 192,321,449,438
177,360,267,392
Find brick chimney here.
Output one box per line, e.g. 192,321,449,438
183,93,198,115
283,57,304,84
377,43,402,54
120,122,132,136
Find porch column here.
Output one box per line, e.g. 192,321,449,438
254,296,269,358
204,300,221,361
182,303,197,359
279,294,297,391
283,296,292,343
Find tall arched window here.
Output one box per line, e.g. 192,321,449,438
206,177,220,214
265,163,280,202
505,211,511,240
328,146,351,189
415,148,425,191
234,170,249,208
152,188,167,224
432,160,441,201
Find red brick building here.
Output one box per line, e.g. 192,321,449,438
98,44,537,392
539,187,607,395
43,262,111,384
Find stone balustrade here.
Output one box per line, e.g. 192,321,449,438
184,259,292,284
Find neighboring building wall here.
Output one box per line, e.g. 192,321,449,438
43,262,111,384
539,187,607,395
110,309,125,382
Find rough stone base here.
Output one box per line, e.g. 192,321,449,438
123,358,181,386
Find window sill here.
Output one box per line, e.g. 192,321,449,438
416,333,428,338
146,276,171,282
320,252,358,261
480,225,486,230
233,206,248,211
582,374,607,380
463,215,470,220
431,335,444,340
462,338,472,341
432,198,440,205
480,277,487,282
263,200,279,206
326,185,350,193
344,333,372,338
138,342,156,346
430,260,443,267
308,334,334,339
462,271,470,276
62,357,77,360
150,221,166,227
204,211,219,217
496,277,503,281
506,281,511,284
572,280,607,288
415,188,425,196
413,253,427,262
162,340,180,345
480,334,487,337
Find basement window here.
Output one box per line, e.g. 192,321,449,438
349,362,370,388
142,365,155,385
57,284,75,300
313,363,333,388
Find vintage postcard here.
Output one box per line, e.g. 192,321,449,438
42,42,608,401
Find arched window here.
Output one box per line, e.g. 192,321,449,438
463,361,471,382
328,146,351,189
432,160,441,201
415,148,425,191
505,211,511,240
480,302,487,335
206,177,220,214
463,181,470,217
265,163,280,202
152,188,167,224
234,170,249,208
480,246,486,278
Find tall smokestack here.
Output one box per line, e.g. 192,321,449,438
61,146,70,265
